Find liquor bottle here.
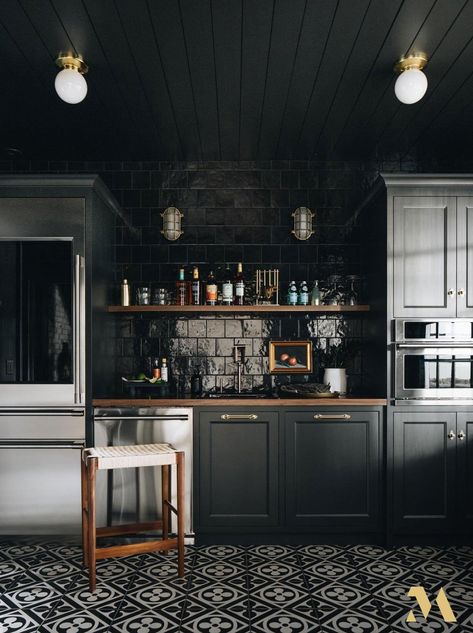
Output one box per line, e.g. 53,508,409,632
287,281,298,306
191,266,201,305
310,280,321,305
191,364,203,396
175,267,187,306
234,262,245,305
206,270,218,306
161,358,169,382
222,265,234,305
299,281,309,306
120,279,130,306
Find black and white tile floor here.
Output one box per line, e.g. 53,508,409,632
0,541,472,633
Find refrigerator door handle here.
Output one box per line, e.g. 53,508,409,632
75,254,86,405
0,409,84,416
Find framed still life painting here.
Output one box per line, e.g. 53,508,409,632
269,341,312,374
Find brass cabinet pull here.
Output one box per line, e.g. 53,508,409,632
220,414,258,421
313,413,351,420
447,288,455,296
458,288,465,296
448,430,455,440
458,430,466,441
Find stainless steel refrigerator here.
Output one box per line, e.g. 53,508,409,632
0,176,120,534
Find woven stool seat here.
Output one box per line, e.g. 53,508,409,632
83,443,177,470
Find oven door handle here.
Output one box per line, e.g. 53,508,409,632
396,343,473,349
0,440,84,449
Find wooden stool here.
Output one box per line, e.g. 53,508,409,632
81,443,185,591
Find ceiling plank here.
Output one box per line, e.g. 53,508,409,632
211,0,242,160
276,0,337,159
239,0,274,160
255,0,307,159
146,0,202,161
179,0,220,161
315,0,403,158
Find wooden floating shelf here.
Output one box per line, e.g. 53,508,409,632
108,305,370,313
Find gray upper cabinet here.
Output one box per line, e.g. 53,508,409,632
457,198,473,317
385,175,473,318
393,196,457,317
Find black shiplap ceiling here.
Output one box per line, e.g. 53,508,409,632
1,0,472,161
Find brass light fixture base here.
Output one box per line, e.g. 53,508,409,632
394,53,428,74
56,54,88,75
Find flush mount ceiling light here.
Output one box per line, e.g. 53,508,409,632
292,206,314,241
394,54,428,104
55,54,88,104
161,206,184,241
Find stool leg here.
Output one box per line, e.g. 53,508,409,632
176,452,185,578
161,464,170,551
81,451,89,567
87,457,98,592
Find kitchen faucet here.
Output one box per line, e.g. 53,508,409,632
233,345,246,393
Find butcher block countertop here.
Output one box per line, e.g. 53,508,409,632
93,397,387,407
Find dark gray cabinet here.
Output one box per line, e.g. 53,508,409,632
457,198,473,317
392,195,457,317
285,410,381,531
197,409,280,529
456,412,473,532
392,411,472,534
195,406,384,537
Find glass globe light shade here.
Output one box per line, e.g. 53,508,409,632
55,68,88,104
394,68,428,104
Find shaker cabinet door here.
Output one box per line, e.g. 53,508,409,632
393,196,457,317
198,410,280,528
392,412,456,533
456,413,473,532
456,198,473,317
285,410,380,530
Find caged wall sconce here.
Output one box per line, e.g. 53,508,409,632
161,206,184,241
55,54,88,104
292,206,314,241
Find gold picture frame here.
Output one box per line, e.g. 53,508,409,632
269,341,313,374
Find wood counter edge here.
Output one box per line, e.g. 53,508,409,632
93,398,387,407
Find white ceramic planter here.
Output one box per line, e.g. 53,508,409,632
323,368,347,396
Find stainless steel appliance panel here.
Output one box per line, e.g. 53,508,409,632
394,319,473,403
0,409,85,535
94,408,193,535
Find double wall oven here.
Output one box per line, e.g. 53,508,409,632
393,319,473,404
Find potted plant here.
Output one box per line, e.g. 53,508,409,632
316,339,359,396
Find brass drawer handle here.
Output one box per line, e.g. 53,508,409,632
313,414,351,420
221,414,258,421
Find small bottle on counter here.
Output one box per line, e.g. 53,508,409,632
287,281,298,306
161,358,169,382
152,358,161,379
120,279,130,306
311,280,321,305
175,267,187,306
222,265,234,305
191,266,201,305
234,262,245,305
299,281,309,306
206,270,218,305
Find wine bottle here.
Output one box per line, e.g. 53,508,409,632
222,265,234,305
234,262,245,305
206,270,218,306
191,266,201,305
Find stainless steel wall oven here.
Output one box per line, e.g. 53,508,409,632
394,319,473,403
